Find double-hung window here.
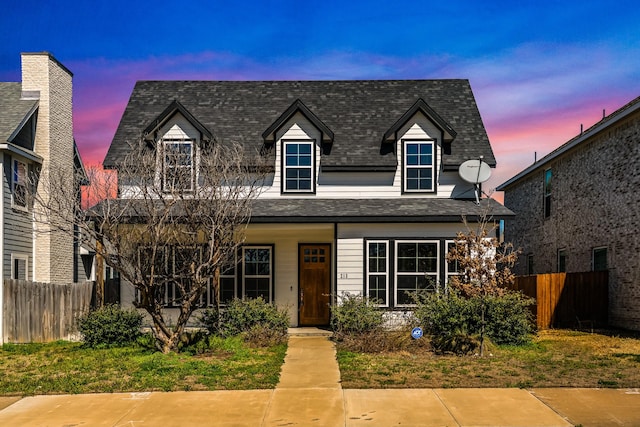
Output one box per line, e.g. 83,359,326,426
395,241,439,305
283,140,314,193
12,159,28,210
242,246,272,301
366,241,389,306
593,247,607,271
543,168,552,218
403,140,435,192
557,249,567,272
163,139,194,192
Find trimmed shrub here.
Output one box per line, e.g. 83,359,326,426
199,297,289,345
78,304,143,347
413,290,534,354
330,293,384,335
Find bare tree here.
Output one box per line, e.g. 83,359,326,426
447,206,519,356
35,139,267,353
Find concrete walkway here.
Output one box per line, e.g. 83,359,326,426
0,330,639,426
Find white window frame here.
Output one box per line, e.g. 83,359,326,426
366,240,389,307
394,240,440,307
403,139,436,193
242,246,273,302
162,138,195,192
11,253,29,280
282,139,315,193
214,254,238,306
12,158,28,211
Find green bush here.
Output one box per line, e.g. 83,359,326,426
199,297,289,345
413,290,534,353
78,304,143,347
330,293,384,335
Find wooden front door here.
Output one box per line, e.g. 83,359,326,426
299,244,331,326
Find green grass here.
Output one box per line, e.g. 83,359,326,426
336,329,640,389
0,336,286,396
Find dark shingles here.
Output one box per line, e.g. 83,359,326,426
0,83,38,143
104,80,495,170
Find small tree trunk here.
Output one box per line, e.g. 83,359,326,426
480,297,486,357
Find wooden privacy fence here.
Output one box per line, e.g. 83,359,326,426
2,279,94,343
509,271,608,330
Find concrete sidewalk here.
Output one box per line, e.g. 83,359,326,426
0,331,638,426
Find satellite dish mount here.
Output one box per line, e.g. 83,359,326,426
458,156,492,205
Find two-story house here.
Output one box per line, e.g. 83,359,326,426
0,53,88,340
104,80,513,326
498,95,640,331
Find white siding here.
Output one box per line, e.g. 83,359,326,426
2,154,33,280
336,238,364,296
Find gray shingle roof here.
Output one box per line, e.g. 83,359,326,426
0,83,38,143
89,197,513,222
104,80,495,170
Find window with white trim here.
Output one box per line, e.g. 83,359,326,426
403,140,435,192
283,140,314,192
12,159,28,210
11,253,28,280
395,241,439,305
242,246,272,301
366,241,389,306
163,139,194,192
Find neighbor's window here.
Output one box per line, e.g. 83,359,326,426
403,140,435,192
366,241,389,306
283,140,314,193
12,159,28,209
163,139,194,192
527,254,534,275
557,249,566,273
242,246,272,301
544,168,552,218
593,247,607,271
11,254,28,280
395,241,439,305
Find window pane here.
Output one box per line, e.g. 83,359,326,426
368,276,387,305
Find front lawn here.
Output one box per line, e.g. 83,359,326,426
337,329,640,388
0,336,286,396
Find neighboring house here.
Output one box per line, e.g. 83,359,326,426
0,52,88,286
104,79,513,326
497,95,640,331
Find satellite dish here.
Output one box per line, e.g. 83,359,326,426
459,159,492,184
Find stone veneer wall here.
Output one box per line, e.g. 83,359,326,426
21,53,75,284
503,111,640,331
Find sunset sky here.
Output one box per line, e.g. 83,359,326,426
2,0,639,199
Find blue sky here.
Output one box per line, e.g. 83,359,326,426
2,0,640,195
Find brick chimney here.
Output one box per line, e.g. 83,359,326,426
21,52,74,283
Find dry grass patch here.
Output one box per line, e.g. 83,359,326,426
337,329,640,389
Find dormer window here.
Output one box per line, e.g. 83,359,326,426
162,138,194,192
283,140,315,193
403,139,435,192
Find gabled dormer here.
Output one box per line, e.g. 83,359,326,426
383,99,457,194
263,99,333,195
143,100,213,193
